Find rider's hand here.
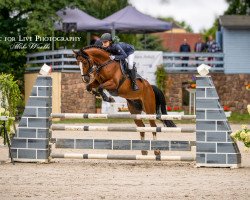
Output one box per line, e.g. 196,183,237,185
109,55,115,60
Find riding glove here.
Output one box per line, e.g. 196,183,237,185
109,55,115,60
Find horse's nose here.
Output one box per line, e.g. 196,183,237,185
82,75,90,83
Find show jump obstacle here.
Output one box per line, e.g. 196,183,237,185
11,74,241,168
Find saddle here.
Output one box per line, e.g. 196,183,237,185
119,60,143,80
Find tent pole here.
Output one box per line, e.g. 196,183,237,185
87,32,91,45
111,28,116,37
144,33,146,49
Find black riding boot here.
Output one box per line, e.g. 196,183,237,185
128,68,139,91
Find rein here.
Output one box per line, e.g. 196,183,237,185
96,59,115,73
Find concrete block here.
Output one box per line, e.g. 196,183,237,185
197,142,216,153
35,77,52,87
170,141,190,151
23,108,37,117
18,149,36,159
38,108,52,117
113,140,131,150
196,131,206,141
207,132,227,142
18,128,37,138
196,88,205,98
151,141,169,150
28,118,49,128
196,110,205,120
206,88,219,98
11,138,27,148
207,154,226,164
19,118,27,127
227,154,241,164
196,99,220,109
37,129,49,138
37,150,49,159
207,110,226,120
132,140,150,150
75,139,93,149
94,139,112,149
56,139,74,148
28,139,48,149
217,143,238,153
196,153,206,163
27,97,51,107
217,121,231,131
196,76,214,87
38,87,52,97
30,87,37,96
196,121,216,131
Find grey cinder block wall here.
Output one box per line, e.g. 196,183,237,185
10,74,241,167
196,76,241,167
11,76,52,162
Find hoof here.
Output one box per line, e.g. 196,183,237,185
154,150,161,156
141,150,148,155
86,84,91,92
108,97,115,103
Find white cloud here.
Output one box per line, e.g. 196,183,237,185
129,0,228,32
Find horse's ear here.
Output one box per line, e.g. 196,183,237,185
80,48,85,53
72,50,78,55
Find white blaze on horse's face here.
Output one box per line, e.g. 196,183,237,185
79,62,84,75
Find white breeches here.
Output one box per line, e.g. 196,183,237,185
126,53,135,70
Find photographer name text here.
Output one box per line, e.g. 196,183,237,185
1,35,81,49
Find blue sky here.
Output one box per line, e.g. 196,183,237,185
129,0,228,32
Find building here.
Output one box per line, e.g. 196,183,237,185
24,16,250,114
219,15,250,74
164,15,250,114
154,24,202,52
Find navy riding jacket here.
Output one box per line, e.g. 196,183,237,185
106,42,135,60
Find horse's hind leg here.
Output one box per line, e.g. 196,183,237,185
127,100,148,155
142,89,160,155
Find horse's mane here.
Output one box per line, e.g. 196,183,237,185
82,45,109,54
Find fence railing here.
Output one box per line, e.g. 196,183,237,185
163,52,224,72
26,50,224,72
26,49,79,71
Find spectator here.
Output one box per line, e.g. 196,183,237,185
206,35,221,53
179,39,191,67
90,35,102,46
194,37,206,66
206,35,221,67
194,37,206,52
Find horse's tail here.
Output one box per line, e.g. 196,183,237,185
151,85,176,127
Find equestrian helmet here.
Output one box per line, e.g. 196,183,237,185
100,33,112,41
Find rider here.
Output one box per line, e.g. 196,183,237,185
100,33,139,91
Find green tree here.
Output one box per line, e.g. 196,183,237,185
80,0,129,19
201,19,219,41
225,0,250,15
202,0,250,42
0,0,71,88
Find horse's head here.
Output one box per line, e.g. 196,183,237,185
73,49,94,83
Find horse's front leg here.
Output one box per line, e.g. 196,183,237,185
97,79,117,103
97,88,115,103
86,79,99,92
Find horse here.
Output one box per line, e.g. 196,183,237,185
73,46,176,155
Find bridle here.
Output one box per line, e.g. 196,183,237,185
76,50,95,77
76,49,115,83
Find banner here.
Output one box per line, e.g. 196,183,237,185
101,51,163,114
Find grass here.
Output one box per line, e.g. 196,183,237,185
228,112,250,124
52,112,249,124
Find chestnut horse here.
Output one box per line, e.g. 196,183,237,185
73,46,176,154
